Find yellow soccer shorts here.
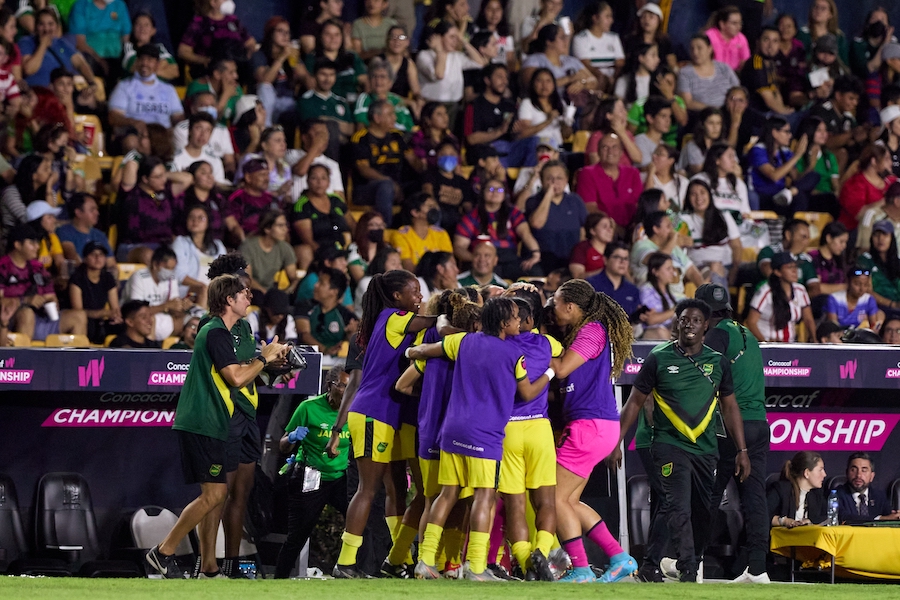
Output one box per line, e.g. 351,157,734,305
348,412,400,463
421,456,473,499
392,422,417,461
438,450,499,490
498,418,557,495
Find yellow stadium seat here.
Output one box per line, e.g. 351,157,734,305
793,211,833,248
506,168,519,181
175,85,187,100
274,270,290,290
108,224,117,251
44,334,91,348
741,246,760,264
748,210,779,221
5,332,31,347
460,166,474,178
73,114,105,157
104,334,117,347
162,336,180,349
683,282,697,298
117,262,141,282
572,130,591,153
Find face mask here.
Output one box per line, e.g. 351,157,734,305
437,155,458,173
135,72,158,84
157,267,177,281
198,105,218,120
220,0,236,15
367,229,384,243
426,208,441,226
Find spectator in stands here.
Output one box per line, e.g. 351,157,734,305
585,97,641,166
68,0,131,81
808,221,849,304
721,85,765,163
878,105,900,179
117,156,192,262
0,8,21,82
836,452,899,523
614,41,658,106
173,91,237,174
290,163,352,270
638,251,676,340
757,219,819,294
513,140,568,209
381,24,421,103
522,23,596,101
253,17,306,129
224,157,276,243
415,250,459,297
34,124,79,205
849,8,893,81
571,1,623,92
681,179,741,288
0,40,21,117
304,19,367,105
422,142,472,233
807,35,852,100
69,241,120,344
519,0,571,54
742,27,795,119
633,96,673,169
170,315,201,349
172,204,226,305
705,5,750,73
576,133,643,229
622,4,675,71
239,209,299,298
695,143,751,220
354,57,414,133
235,126,293,204
350,99,421,223
457,240,507,288
585,238,637,306
171,113,228,186
629,188,677,244
109,299,160,348
351,0,397,60
231,97,266,170
353,245,400,316
295,244,353,308
389,192,453,271
178,0,255,76
679,33,740,112
417,19,487,122
809,75,865,174
347,212,388,284
248,288,298,345
747,252,817,343
186,58,243,126
125,245,193,340
627,66,688,148
882,316,900,343
467,143,508,195
57,193,114,267
568,212,613,279
768,451,827,529
411,102,459,170
775,14,809,109
646,144,688,210
747,116,813,215
794,116,841,217
26,201,64,280
857,220,900,315
19,9,96,88
816,320,844,343
838,144,896,230
173,161,227,241
299,0,349,56
679,108,723,176
858,181,900,253
0,153,53,242
298,267,358,360
631,211,704,296
472,0,516,67
826,266,884,330
287,118,345,202
297,59,355,150
798,0,849,65
123,12,179,82
108,44,184,133
517,67,570,152
525,160,585,272
454,177,541,280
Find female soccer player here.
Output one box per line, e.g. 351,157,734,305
551,279,638,582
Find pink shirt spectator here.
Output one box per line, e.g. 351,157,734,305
575,164,643,228
586,130,635,167
705,27,750,72
569,321,607,361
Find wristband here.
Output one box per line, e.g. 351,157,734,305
404,347,413,359
331,425,343,435
738,448,748,453
255,355,267,367
543,368,555,380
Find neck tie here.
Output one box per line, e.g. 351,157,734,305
859,493,868,517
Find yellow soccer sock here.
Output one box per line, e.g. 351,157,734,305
442,528,465,565
337,531,363,566
511,540,532,571
550,533,561,551
385,515,401,541
467,531,490,575
387,524,418,565
535,530,554,558
419,523,444,566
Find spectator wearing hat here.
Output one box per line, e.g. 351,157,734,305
457,240,507,288
816,320,845,343
124,245,194,341
57,193,115,268
297,266,358,364
295,244,353,309
185,57,243,126
239,209,298,298
69,240,121,344
747,251,817,343
109,44,184,134
173,91,237,173
171,112,228,186
224,158,277,244
806,34,851,102
25,200,64,275
877,104,900,179
170,315,201,349
248,288,298,346
108,299,161,348
826,265,884,330
858,181,900,253
0,224,87,341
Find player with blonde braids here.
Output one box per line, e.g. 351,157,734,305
550,279,637,583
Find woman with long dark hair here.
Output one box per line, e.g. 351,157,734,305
0,153,53,239
172,203,226,306
380,24,422,103
347,211,388,283
679,107,723,176
409,102,459,171
173,160,227,240
681,179,741,287
858,221,900,315
571,1,623,92
238,209,300,297
767,451,827,528
880,105,900,179
520,24,596,100
415,250,460,295
677,34,739,112
645,143,687,210
808,221,849,296
747,253,818,342
623,2,675,72
585,96,641,166
613,42,659,105
703,5,750,72
290,163,353,270
694,143,751,218
747,116,814,215
638,251,677,339
516,68,569,150
795,116,840,217
304,19,368,103
473,0,516,67
253,17,308,128
838,144,896,229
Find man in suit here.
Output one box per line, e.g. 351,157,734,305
836,452,900,524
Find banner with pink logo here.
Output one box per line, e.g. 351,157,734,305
766,413,900,451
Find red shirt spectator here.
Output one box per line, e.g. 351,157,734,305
838,145,897,229
575,163,643,228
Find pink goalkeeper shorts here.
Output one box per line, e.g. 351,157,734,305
556,418,620,479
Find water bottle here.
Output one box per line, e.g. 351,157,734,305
827,489,839,526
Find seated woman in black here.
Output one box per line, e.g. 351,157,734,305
767,450,828,528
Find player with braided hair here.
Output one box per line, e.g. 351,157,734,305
551,279,637,583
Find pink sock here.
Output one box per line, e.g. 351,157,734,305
586,521,623,558
487,496,505,564
562,537,589,568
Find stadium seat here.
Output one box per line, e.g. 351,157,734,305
765,472,780,490
117,263,141,282
506,167,519,181
103,334,117,347
747,210,779,221
161,337,180,349
890,479,900,511
626,475,651,562
824,475,846,492
107,224,117,249
73,114,105,157
571,130,591,154
5,332,31,347
44,334,92,348
0,475,71,576
129,506,195,577
35,472,142,577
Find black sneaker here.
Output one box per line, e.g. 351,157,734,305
679,568,698,583
333,564,373,579
530,549,553,582
146,545,186,579
637,563,664,583
487,563,520,581
380,560,411,579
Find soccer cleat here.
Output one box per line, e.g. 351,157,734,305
198,570,226,579
636,562,664,583
598,554,637,583
659,557,679,581
332,564,372,579
464,562,506,581
414,560,440,580
487,563,520,581
146,545,186,579
380,559,411,579
729,567,771,584
548,547,571,580
679,568,698,583
557,566,596,583
441,562,463,579
530,549,554,582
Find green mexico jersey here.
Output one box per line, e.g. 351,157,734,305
285,393,350,480
711,319,766,422
633,342,733,456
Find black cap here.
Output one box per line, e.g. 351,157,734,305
816,320,844,341
694,283,732,312
82,241,109,258
7,224,39,245
770,252,796,270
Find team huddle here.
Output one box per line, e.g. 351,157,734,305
326,271,640,582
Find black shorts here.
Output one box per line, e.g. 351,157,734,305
226,409,261,472
178,430,228,485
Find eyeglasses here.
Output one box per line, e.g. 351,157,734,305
390,34,408,41
487,186,505,193
608,254,629,262
851,269,871,277
232,287,252,299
